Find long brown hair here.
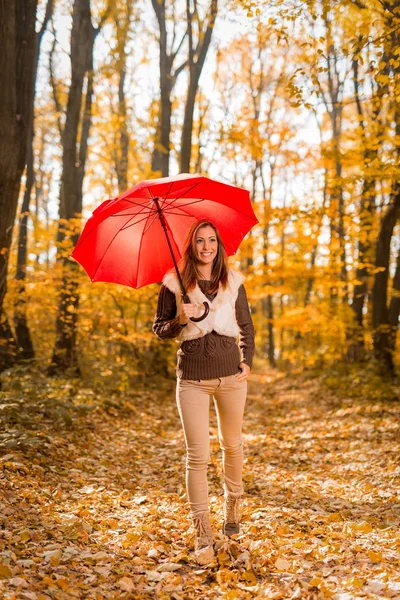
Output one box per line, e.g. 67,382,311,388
179,220,229,295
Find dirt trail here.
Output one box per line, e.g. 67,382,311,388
0,369,399,599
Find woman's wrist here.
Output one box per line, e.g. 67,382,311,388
240,358,252,370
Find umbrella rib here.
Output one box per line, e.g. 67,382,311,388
73,215,107,251
142,210,159,236
73,201,153,251
117,210,155,232
136,196,183,286
163,181,175,201
160,186,256,222
92,209,156,286
162,198,205,211
161,210,194,217
118,197,154,211
163,201,204,221
158,182,201,209
89,210,156,281
90,225,129,283
135,208,157,287
109,209,153,217
120,212,157,230
174,196,257,222
143,188,175,236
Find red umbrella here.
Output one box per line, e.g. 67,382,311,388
72,173,258,319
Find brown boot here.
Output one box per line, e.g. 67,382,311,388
192,510,214,565
222,494,241,537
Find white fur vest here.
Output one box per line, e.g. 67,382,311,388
162,269,244,341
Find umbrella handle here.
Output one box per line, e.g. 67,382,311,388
190,301,210,323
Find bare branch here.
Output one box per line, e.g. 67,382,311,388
171,28,189,63
174,58,189,78
39,0,54,38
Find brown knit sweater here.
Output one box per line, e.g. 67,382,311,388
152,280,255,380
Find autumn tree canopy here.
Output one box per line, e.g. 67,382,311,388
0,0,398,375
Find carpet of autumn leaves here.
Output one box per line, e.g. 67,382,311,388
0,365,399,600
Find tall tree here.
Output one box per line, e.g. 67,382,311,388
0,0,38,372
14,0,54,361
371,1,400,371
347,43,387,361
387,244,400,360
112,0,133,192
316,1,348,301
48,0,108,374
151,0,188,176
180,0,218,173
372,194,400,371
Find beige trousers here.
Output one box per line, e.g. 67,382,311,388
176,375,247,517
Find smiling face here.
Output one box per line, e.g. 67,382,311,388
194,225,218,266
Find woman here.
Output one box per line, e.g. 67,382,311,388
152,219,255,564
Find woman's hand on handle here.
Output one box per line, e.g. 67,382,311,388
236,362,251,382
179,303,196,324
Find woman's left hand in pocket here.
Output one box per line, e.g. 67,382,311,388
236,362,251,382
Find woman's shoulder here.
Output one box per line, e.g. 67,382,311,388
162,270,181,295
227,268,245,288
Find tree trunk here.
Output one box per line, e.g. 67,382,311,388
151,0,171,177
180,0,218,173
117,63,129,191
0,0,38,372
347,50,387,361
151,0,187,177
318,3,346,303
260,160,276,368
371,11,400,371
330,96,347,301
348,169,376,361
180,71,197,174
48,0,98,375
387,244,400,359
371,193,400,371
14,127,36,360
113,1,131,192
14,0,53,360
305,172,328,307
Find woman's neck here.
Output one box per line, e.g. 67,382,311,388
196,264,212,280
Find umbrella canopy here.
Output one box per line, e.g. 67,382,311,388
72,173,258,289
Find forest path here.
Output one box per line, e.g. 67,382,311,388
0,368,399,599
